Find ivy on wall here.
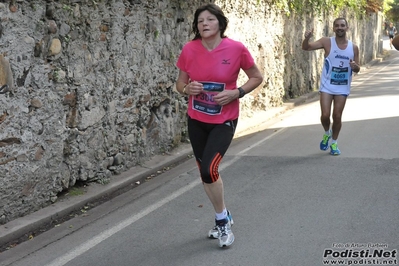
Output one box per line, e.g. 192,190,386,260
269,0,383,16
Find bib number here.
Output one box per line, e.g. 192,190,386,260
192,82,225,115
330,67,349,85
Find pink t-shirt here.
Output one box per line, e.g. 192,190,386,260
176,38,255,124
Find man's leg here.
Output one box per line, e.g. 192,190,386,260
319,92,333,150
331,95,347,140
319,92,333,131
329,95,347,155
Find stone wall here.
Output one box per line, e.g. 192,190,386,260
0,0,382,224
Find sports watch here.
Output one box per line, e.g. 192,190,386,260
238,87,246,98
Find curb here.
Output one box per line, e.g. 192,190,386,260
0,145,193,249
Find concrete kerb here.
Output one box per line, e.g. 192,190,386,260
0,54,388,250
0,145,193,249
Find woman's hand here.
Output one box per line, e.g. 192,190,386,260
213,90,238,106
185,81,203,95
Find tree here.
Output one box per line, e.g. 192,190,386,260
386,0,399,23
366,0,384,13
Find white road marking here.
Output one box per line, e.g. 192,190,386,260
45,128,286,266
352,57,399,87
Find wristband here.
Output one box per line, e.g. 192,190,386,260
238,87,246,98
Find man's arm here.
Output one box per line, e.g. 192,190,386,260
350,44,360,73
302,29,326,51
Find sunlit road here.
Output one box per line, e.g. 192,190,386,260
1,49,399,266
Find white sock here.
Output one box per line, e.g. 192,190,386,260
215,208,227,220
325,130,331,135
331,139,337,144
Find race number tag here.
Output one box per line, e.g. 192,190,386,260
192,82,225,115
330,67,349,85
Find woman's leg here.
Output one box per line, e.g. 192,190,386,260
187,118,237,213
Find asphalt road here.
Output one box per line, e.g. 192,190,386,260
1,44,399,266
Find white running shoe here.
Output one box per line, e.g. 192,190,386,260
208,210,234,239
217,218,234,248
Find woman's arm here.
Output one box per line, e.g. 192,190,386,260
238,64,264,96
176,70,189,95
213,64,263,106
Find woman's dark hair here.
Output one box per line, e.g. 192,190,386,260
192,4,228,40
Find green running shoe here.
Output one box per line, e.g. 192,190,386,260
320,133,331,150
330,142,341,155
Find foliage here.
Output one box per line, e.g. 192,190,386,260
365,0,384,13
271,0,383,16
385,0,399,22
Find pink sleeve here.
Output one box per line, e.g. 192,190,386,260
240,45,255,70
176,45,187,72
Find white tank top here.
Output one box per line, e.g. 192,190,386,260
319,37,354,96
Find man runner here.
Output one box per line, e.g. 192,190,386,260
302,18,360,155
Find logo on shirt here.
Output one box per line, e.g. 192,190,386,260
335,54,350,60
221,59,231,65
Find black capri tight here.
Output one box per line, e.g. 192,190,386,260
187,116,238,184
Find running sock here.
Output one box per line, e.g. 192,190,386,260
331,139,337,144
215,208,227,220
325,130,331,135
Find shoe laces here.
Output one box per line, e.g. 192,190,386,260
331,142,338,149
218,224,228,236
322,134,330,143
216,219,229,236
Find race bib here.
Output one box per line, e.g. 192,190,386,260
192,82,225,115
330,67,349,85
